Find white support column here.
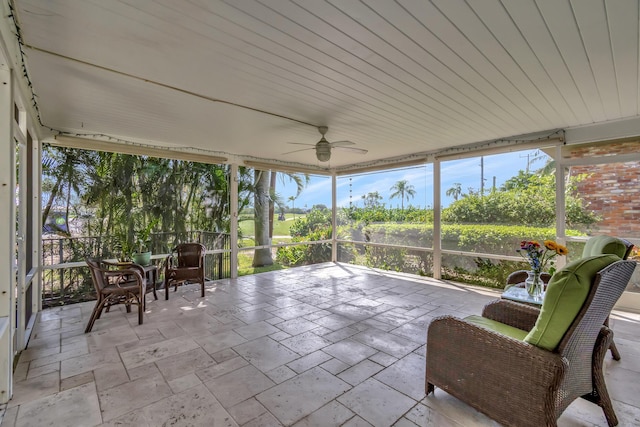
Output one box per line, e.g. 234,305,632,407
230,163,239,279
16,122,27,351
0,64,15,403
331,174,337,262
433,160,442,279
555,145,567,269
33,137,42,314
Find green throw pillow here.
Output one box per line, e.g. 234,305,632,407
524,254,620,351
582,235,628,258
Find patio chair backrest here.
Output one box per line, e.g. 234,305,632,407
554,259,636,417
86,258,107,294
174,243,206,267
582,235,634,259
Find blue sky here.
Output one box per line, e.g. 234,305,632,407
279,149,546,209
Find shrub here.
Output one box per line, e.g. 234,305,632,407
442,172,599,230
277,207,356,266
342,206,434,224
339,222,585,287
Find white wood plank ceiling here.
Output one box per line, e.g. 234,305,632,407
9,0,640,171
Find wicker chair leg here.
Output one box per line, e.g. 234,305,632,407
200,279,205,298
597,384,619,427
426,381,435,395
589,327,619,427
603,317,621,361
608,342,621,361
137,296,144,325
96,301,104,319
85,298,108,333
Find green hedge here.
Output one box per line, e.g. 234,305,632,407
342,222,585,287
358,223,583,253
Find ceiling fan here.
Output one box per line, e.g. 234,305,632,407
284,126,368,162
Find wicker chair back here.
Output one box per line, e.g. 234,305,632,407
554,259,637,417
164,242,207,299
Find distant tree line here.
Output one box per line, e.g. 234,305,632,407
43,145,595,269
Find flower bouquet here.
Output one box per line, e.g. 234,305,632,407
517,240,568,298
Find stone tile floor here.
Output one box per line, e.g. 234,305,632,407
2,263,640,426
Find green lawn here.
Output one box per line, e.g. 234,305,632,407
237,252,287,276
238,213,304,238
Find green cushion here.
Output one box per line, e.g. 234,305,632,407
582,235,628,258
524,254,620,351
465,315,528,341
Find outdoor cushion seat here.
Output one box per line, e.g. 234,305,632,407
464,315,528,341
426,255,635,427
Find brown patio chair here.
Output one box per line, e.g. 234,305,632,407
505,235,634,360
164,243,206,299
426,255,636,427
85,259,146,333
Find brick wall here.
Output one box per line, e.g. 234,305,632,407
568,140,640,236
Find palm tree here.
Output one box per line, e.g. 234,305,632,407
42,145,92,233
267,171,308,238
252,169,273,267
389,180,416,210
82,151,236,252
253,169,309,267
362,191,383,208
446,183,462,201
288,195,297,219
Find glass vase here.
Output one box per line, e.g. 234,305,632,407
525,270,544,301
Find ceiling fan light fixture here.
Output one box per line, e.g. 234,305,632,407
315,137,331,162
316,149,331,162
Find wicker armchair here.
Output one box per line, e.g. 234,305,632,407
164,243,206,299
425,259,636,427
85,259,147,333
505,235,634,360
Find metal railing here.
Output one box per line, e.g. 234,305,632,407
42,231,231,308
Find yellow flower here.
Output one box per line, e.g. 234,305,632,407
518,239,569,274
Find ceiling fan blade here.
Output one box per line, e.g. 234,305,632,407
286,142,315,147
334,146,368,154
282,147,314,155
329,140,355,147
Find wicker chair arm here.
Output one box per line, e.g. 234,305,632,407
427,316,566,426
482,299,540,331
165,254,176,269
127,263,143,273
506,270,529,286
103,269,145,290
